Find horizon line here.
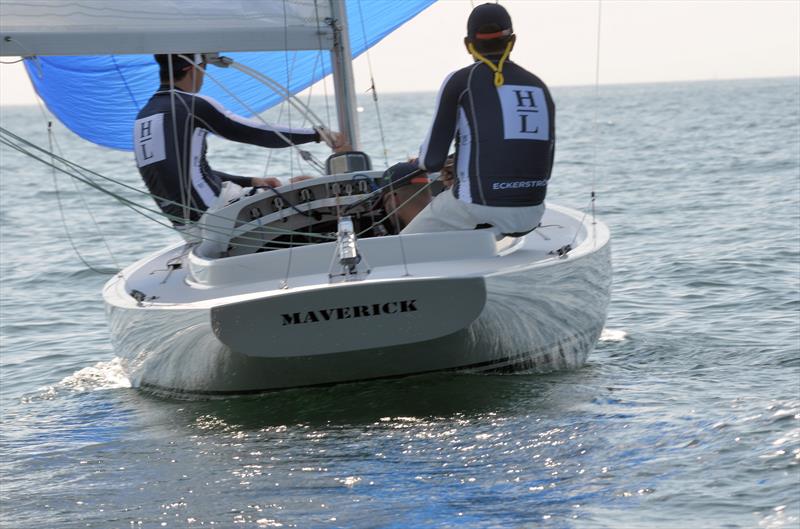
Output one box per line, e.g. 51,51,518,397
0,74,797,107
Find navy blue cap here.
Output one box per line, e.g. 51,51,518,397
381,161,427,192
467,3,513,40
154,53,204,78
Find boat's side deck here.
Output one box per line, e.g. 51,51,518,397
105,204,600,308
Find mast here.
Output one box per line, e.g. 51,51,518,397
328,0,360,150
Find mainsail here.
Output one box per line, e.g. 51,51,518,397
1,0,435,150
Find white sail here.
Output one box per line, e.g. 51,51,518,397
0,0,334,56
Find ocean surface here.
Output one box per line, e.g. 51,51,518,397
1,77,798,528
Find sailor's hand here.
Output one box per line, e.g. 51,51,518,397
252,177,281,188
315,126,350,152
331,132,352,153
440,166,455,188
440,153,455,188
289,175,314,183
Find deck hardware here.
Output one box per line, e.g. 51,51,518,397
329,216,370,281
550,244,572,258
299,188,314,203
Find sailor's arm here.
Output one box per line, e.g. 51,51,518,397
208,169,277,189
418,71,461,173
195,95,320,148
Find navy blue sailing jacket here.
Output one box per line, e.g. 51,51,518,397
133,87,319,224
419,60,555,207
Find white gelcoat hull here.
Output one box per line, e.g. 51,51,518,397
104,205,611,396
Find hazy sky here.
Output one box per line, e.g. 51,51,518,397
1,0,798,105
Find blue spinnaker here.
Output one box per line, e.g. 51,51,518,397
24,1,435,151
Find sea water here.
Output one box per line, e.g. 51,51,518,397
0,78,798,528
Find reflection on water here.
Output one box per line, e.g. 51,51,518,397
1,80,799,528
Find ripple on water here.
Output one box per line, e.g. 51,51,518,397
1,79,799,528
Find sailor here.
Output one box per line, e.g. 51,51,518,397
380,161,433,232
402,3,556,239
133,53,344,238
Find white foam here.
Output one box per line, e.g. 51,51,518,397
599,328,628,342
56,357,132,392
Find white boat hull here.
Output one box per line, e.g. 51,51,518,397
104,205,610,396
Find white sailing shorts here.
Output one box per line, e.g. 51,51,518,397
401,188,545,239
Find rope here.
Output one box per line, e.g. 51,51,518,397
468,41,513,87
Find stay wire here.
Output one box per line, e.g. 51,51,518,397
262,51,305,178
35,100,121,271
314,0,334,130
46,123,117,274
282,0,296,289
0,128,334,248
353,0,408,275
591,0,603,228
2,135,330,252
566,0,603,250
356,0,389,168
184,62,201,224
166,55,190,222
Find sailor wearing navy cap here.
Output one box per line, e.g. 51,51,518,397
134,53,345,239
402,3,555,239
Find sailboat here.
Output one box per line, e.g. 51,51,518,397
0,0,611,396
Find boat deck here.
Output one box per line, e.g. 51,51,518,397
104,204,599,309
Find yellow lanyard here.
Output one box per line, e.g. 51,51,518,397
468,41,513,87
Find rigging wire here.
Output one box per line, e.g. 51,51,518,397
262,51,304,179
0,127,335,249
314,0,334,131
184,60,201,227
47,123,117,274
281,0,296,289
566,0,603,249
4,125,439,260
590,0,603,243
35,99,121,272
356,0,389,168
166,55,190,222
346,0,409,275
